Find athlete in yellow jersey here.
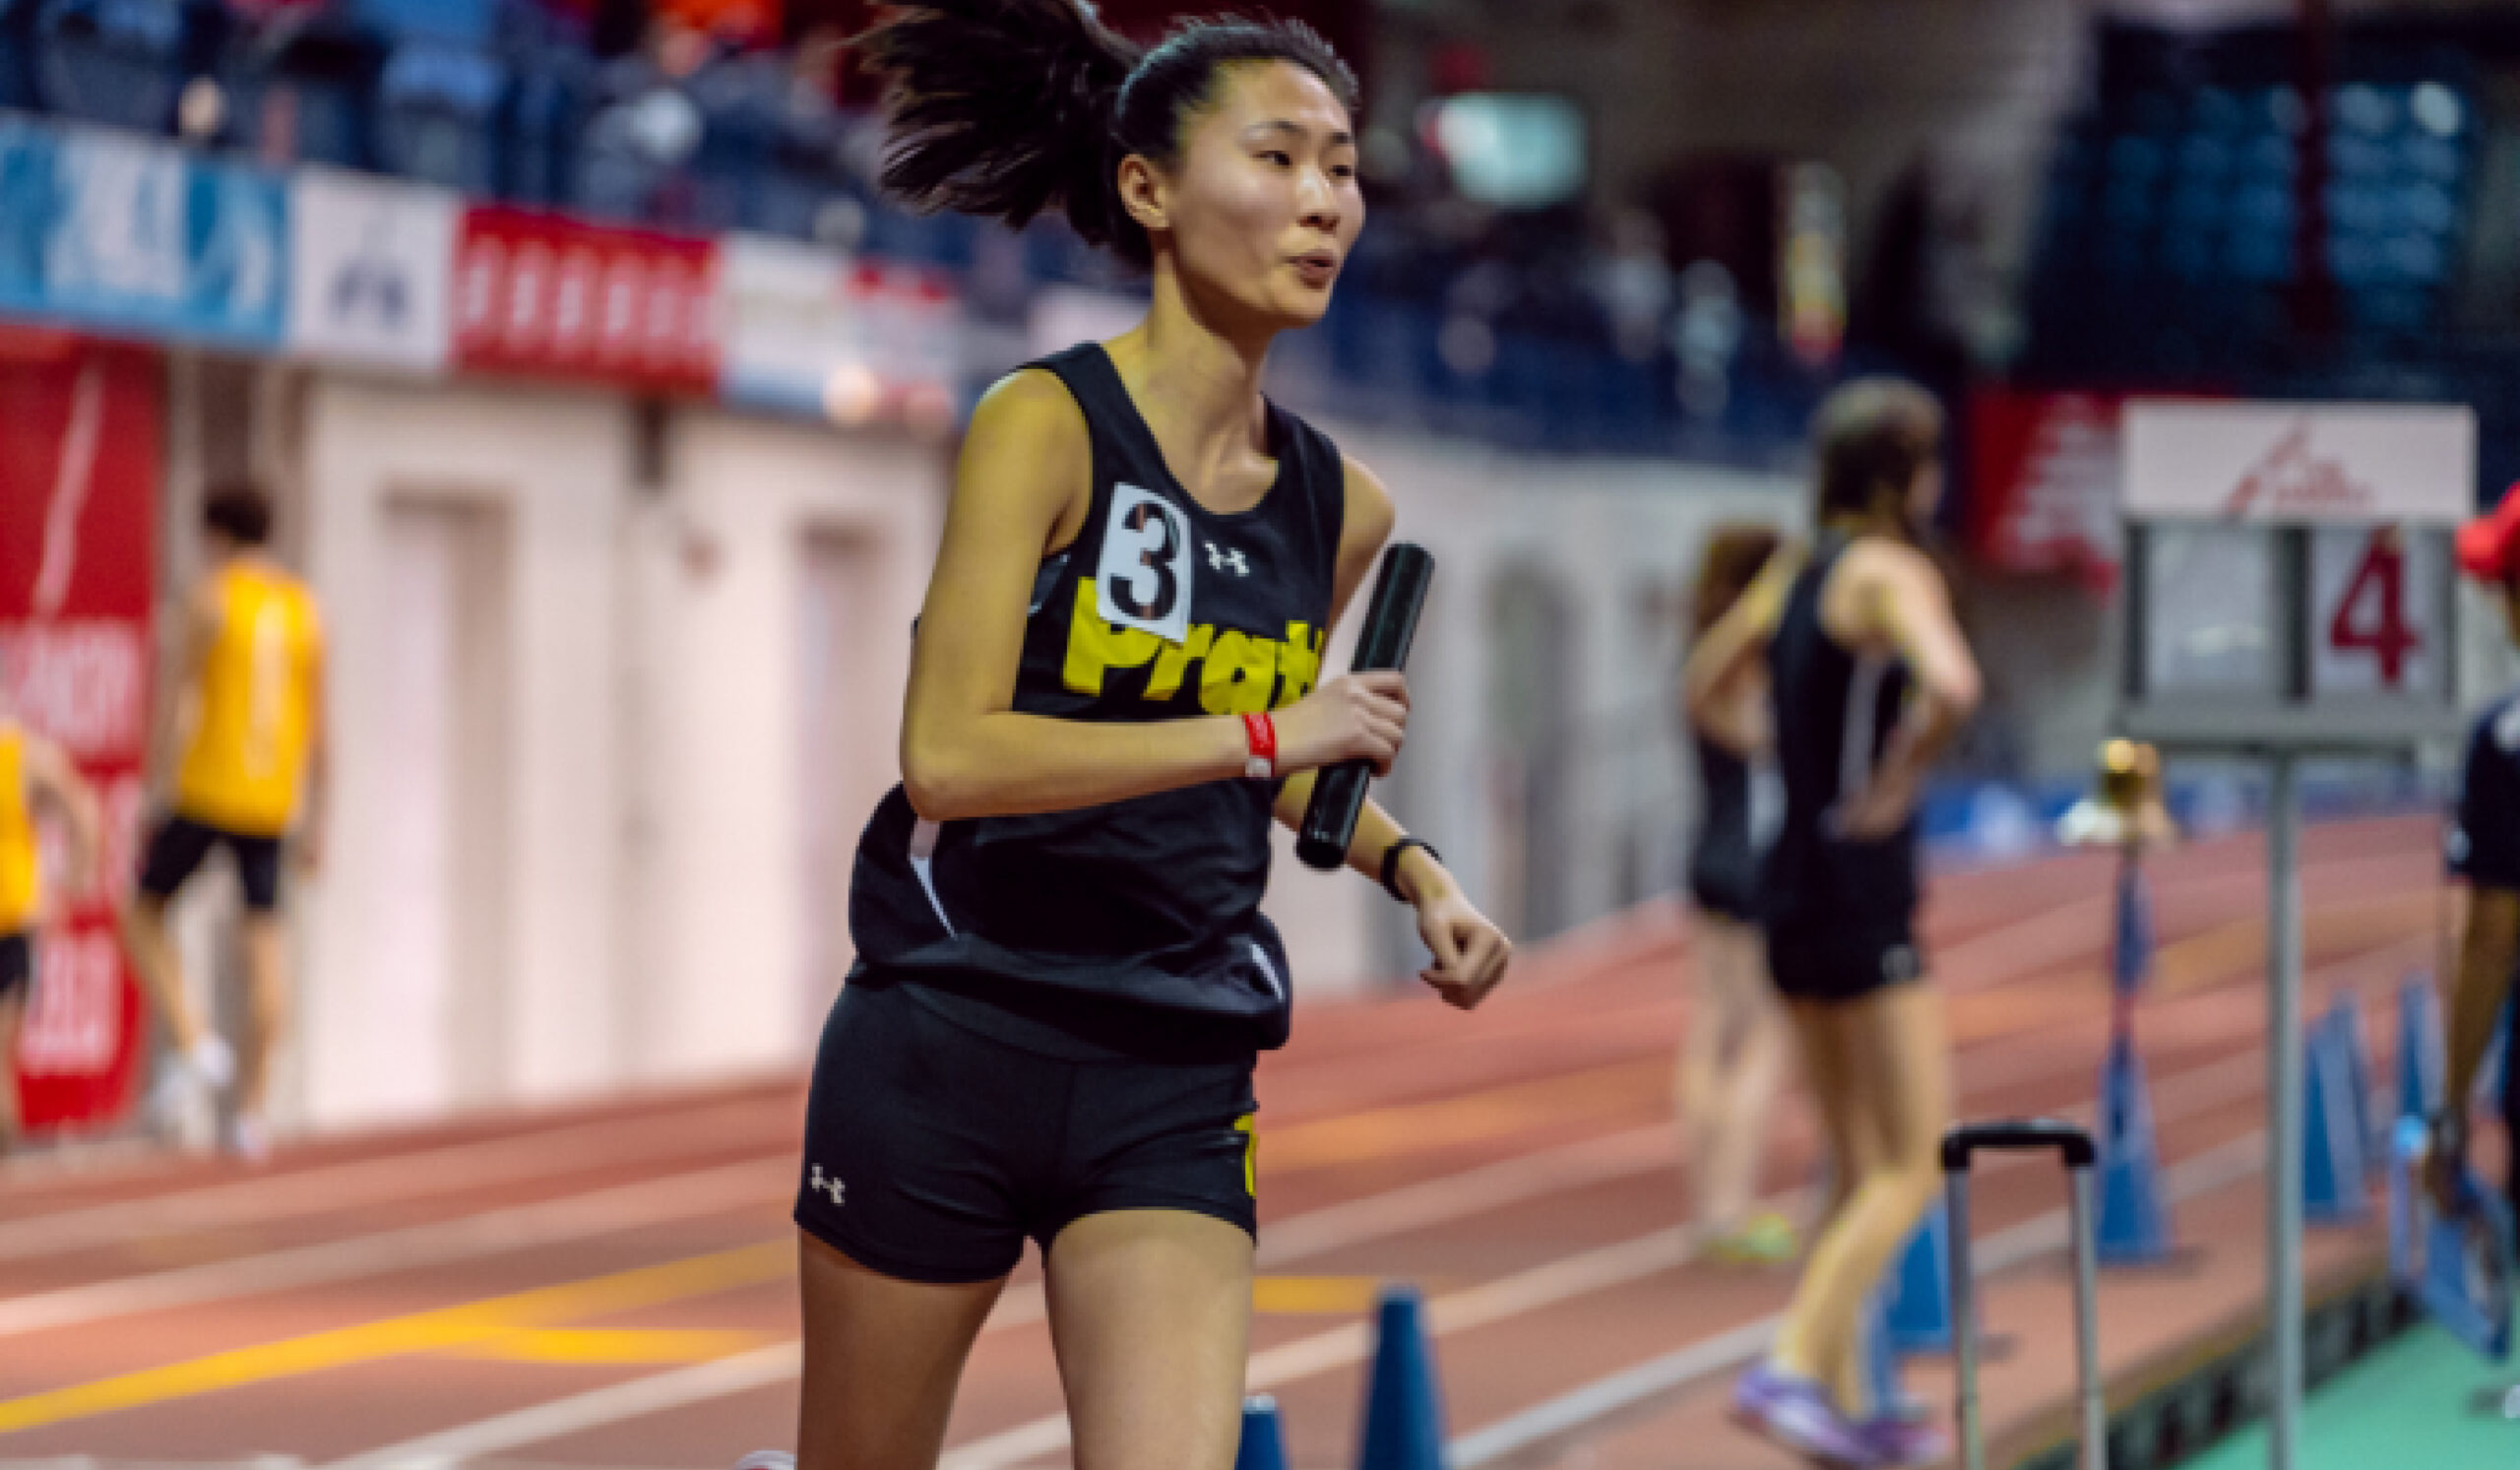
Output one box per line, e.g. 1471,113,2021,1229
0,715,100,1154
119,482,327,1162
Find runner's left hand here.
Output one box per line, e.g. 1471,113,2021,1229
1416,894,1512,1011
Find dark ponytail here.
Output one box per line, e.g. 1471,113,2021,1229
858,1,1359,268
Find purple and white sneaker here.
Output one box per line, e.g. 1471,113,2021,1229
1729,1360,1881,1468
1858,1413,1949,1467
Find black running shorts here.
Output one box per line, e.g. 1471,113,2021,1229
0,932,28,1001
1764,921,1924,1005
793,977,1260,1285
139,816,284,913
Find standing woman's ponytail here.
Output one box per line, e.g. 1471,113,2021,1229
859,0,1360,270
858,0,1143,253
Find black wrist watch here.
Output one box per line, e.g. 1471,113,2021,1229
1381,836,1440,903
2430,1106,2469,1159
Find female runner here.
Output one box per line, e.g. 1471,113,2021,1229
743,6,1512,1468
1690,380,1980,1467
1678,525,1797,1266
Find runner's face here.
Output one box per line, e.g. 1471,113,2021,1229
1156,62,1362,329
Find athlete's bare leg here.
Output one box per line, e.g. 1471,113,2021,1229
1677,914,1791,1238
1770,983,1950,1410
1791,996,1862,1225
236,912,290,1119
0,991,23,1153
117,895,208,1057
1047,1209,1254,1470
793,1232,1006,1470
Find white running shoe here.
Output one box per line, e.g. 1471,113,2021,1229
220,1111,271,1165
731,1454,794,1470
188,1034,236,1092
148,1066,210,1150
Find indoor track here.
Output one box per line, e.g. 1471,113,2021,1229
0,816,2447,1469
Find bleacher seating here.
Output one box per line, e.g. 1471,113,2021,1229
374,35,506,195
32,0,196,135
0,0,1863,463
221,6,386,168
2023,19,2483,379
0,0,37,112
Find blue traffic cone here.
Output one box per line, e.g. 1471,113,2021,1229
1883,1201,1954,1355
2399,975,2444,1124
2478,998,2512,1111
1235,1395,1290,1470
2110,860,2155,1000
2097,1032,2175,1264
1356,1285,1447,1470
2304,1007,2371,1225
1861,1286,1924,1421
2328,992,2383,1172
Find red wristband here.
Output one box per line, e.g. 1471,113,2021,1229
1240,712,1278,779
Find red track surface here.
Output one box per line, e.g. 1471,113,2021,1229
0,817,2446,1469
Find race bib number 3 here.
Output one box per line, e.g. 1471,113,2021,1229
1096,484,1195,645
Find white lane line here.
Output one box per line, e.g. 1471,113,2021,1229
970,1126,1683,1336
304,1127,1696,1470
0,1158,792,1339
317,1341,805,1470
1446,1130,2270,1468
1261,1126,1674,1264
1930,850,2426,991
938,1125,2276,1470
301,944,2412,1470
0,1098,795,1265
300,979,2334,1470
946,967,2377,1470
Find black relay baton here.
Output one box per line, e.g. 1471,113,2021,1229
1295,543,1434,870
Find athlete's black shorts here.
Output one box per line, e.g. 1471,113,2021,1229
1688,872,1760,926
139,816,284,913
794,976,1260,1285
1764,922,1922,1004
0,933,28,1002
1688,836,1761,925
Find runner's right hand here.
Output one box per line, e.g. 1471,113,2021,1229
1274,671,1410,777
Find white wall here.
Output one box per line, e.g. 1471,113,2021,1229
626,409,938,1079
297,374,632,1127
288,377,951,1128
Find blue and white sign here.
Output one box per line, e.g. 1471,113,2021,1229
0,118,287,351
288,168,456,373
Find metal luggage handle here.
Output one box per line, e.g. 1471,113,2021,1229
1944,1118,2109,1470
1942,1118,2100,1172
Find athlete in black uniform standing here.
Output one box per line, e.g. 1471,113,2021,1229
1678,526,1797,1265
1688,381,1980,1468
2429,483,2520,1227
739,7,1513,1470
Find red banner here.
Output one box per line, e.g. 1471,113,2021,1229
1965,387,2127,592
0,341,158,1132
453,208,722,396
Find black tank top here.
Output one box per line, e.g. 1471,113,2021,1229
1688,735,1777,919
847,344,1346,1055
1762,536,1919,944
